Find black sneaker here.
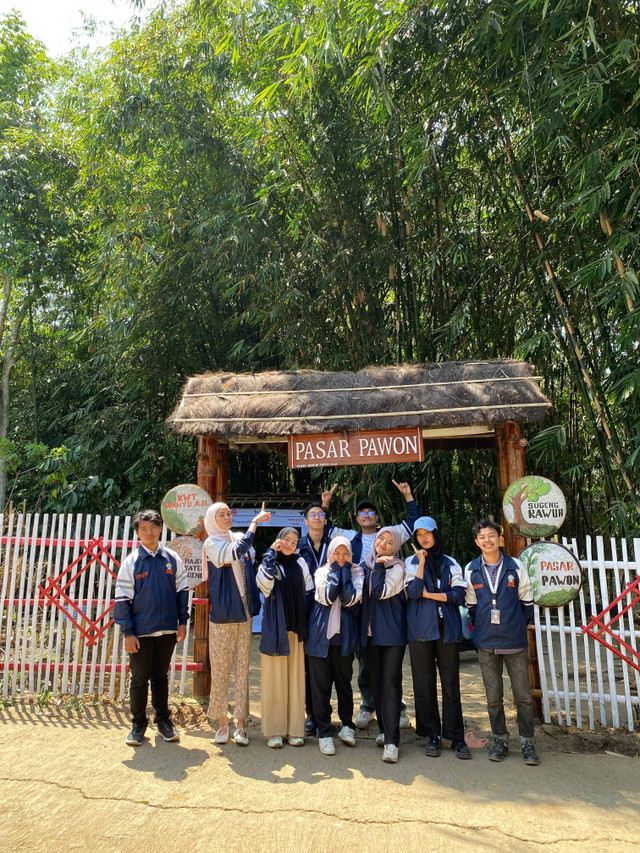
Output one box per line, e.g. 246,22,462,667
521,738,539,766
488,737,508,762
304,715,317,737
425,735,441,757
157,720,180,742
125,723,146,746
452,740,472,760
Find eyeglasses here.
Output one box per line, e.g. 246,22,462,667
307,512,326,520
357,510,377,518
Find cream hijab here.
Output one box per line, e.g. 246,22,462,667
201,502,246,596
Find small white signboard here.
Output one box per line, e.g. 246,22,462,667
169,535,204,590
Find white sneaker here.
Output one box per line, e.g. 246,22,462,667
338,726,356,747
286,735,304,747
355,709,373,729
382,744,399,763
319,737,336,755
399,713,411,729
233,727,249,746
215,726,229,744
375,732,385,747
267,735,284,749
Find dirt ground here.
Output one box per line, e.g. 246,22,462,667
2,643,640,852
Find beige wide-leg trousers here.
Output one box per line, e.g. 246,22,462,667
260,632,305,738
208,619,252,721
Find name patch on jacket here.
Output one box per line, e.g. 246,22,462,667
136,571,149,580
473,583,483,589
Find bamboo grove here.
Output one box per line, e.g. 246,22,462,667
0,0,638,557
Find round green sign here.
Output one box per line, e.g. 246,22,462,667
518,541,582,607
161,484,212,536
503,475,566,537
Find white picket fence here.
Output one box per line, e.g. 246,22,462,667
0,513,199,701
534,535,640,731
2,513,640,731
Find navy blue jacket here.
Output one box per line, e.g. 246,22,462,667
298,530,331,579
257,550,314,656
114,546,189,637
359,560,407,647
405,554,466,642
305,561,362,658
205,531,261,624
465,555,534,650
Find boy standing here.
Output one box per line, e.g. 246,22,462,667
114,509,189,745
464,518,539,765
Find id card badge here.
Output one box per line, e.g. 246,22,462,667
491,608,501,624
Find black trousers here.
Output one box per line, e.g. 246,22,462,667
357,649,406,714
308,647,355,737
366,643,405,747
409,637,464,741
305,653,314,717
128,633,177,726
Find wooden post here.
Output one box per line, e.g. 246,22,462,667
496,420,542,718
192,436,229,700
496,420,527,557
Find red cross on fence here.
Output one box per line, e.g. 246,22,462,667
581,574,640,674
38,537,121,646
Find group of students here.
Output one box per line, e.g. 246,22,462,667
114,481,539,767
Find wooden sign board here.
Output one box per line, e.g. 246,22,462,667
169,535,204,590
288,428,424,469
518,541,582,607
161,484,212,536
503,475,566,538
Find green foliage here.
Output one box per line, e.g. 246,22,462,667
1,1,638,543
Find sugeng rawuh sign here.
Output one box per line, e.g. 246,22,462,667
503,475,566,538
288,428,424,469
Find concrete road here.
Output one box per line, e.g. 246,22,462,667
2,697,639,853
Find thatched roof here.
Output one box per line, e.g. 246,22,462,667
168,360,551,442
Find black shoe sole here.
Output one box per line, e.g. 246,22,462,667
425,749,441,757
523,757,540,765
488,752,507,762
455,751,472,760
126,736,145,746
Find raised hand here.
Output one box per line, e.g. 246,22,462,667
412,544,427,564
253,502,271,524
392,479,413,501
322,483,339,506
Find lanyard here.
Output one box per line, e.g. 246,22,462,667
482,559,503,598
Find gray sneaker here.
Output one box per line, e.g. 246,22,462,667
157,720,180,742
125,723,146,746
521,738,540,766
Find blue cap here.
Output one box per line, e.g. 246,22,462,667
413,516,438,532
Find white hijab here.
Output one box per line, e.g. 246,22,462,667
202,502,246,596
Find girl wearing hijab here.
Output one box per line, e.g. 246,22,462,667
257,527,314,748
203,502,271,746
404,516,469,759
305,537,363,755
359,526,407,764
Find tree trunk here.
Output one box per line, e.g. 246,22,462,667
0,271,28,511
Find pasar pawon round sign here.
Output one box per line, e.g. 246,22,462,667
161,483,212,536
503,475,566,538
169,535,204,590
518,541,582,607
